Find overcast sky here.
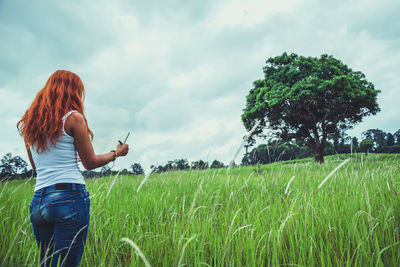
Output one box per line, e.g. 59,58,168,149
1,0,399,171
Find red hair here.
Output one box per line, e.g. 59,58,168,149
17,70,93,152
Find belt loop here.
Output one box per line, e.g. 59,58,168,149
72,183,76,191
40,188,45,197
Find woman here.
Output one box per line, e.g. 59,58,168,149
17,70,129,267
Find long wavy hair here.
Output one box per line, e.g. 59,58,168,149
17,70,93,152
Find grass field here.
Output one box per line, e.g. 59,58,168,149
1,153,400,266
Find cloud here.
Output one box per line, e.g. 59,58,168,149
1,0,399,170
207,0,303,29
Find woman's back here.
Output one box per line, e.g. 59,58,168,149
30,110,84,191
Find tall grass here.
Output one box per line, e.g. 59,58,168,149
1,154,399,266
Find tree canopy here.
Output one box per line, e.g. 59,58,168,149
131,163,145,175
0,153,29,180
362,129,387,148
191,160,209,170
210,160,225,169
242,52,380,163
360,139,374,155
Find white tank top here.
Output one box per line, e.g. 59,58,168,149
31,110,85,191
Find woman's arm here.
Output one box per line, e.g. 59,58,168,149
25,142,36,172
65,112,129,170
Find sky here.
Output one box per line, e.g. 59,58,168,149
1,0,399,172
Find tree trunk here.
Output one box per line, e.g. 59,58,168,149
313,144,325,163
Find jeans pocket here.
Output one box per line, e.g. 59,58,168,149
46,200,77,223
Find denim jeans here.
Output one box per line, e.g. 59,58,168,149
29,183,90,267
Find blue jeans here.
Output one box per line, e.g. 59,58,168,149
29,183,90,267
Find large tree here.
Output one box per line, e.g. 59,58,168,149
242,52,380,163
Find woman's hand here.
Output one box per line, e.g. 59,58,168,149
116,144,129,157
66,112,130,170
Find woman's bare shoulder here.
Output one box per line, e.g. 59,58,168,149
65,112,86,136
69,111,85,121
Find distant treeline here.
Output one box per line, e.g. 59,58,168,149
0,153,226,181
1,128,399,181
150,159,225,173
242,128,400,165
0,157,148,181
